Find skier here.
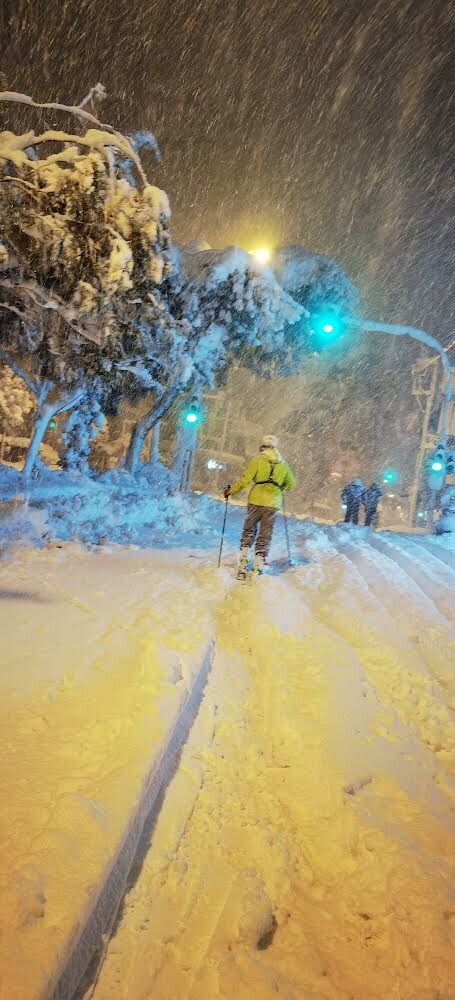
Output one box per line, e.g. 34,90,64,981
341,477,364,524
435,485,455,535
362,481,382,528
224,435,295,578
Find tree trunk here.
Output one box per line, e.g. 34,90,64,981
125,384,183,474
22,389,86,480
23,404,54,479
148,419,161,466
172,419,199,493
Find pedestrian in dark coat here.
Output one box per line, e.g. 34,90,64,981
341,478,364,524
362,482,382,527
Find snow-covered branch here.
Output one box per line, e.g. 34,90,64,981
0,91,148,186
0,280,103,346
0,87,113,134
78,83,107,109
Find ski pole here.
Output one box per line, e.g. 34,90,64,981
282,497,294,567
217,489,230,568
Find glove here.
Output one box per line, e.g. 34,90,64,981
224,485,231,499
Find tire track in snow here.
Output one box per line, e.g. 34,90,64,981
366,533,455,623
412,534,455,572
324,527,455,698
288,550,455,787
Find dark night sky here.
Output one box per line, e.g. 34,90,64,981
1,0,454,343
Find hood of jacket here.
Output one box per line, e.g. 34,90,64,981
260,446,283,463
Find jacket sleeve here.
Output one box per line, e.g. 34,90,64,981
341,487,348,502
283,464,296,492
230,457,259,496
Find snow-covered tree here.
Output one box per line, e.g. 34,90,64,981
124,246,304,472
0,88,171,476
271,245,358,322
0,363,33,431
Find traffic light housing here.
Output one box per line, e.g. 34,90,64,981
427,444,446,491
446,451,455,476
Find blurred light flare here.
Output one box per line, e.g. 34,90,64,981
249,247,271,264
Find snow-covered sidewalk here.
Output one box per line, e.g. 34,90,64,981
0,545,221,1000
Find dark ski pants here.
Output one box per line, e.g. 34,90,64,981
344,503,360,524
364,506,377,527
241,504,277,559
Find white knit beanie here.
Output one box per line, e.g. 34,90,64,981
261,434,279,449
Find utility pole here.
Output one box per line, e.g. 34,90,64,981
408,363,437,527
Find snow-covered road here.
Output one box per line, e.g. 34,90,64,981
85,523,455,1000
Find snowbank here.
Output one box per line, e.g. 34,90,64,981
0,464,220,552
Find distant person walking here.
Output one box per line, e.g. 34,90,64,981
341,478,364,524
224,435,295,577
362,482,382,527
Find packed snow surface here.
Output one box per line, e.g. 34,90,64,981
0,509,454,999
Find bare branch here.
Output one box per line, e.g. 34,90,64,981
78,83,107,110
52,390,86,415
0,279,103,346
0,342,37,394
0,301,26,320
0,88,114,133
2,176,39,194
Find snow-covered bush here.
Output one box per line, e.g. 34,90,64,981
61,393,105,474
0,497,49,552
38,467,219,547
436,485,455,535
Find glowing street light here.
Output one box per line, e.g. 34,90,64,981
249,247,271,264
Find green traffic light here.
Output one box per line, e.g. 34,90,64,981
311,310,342,339
184,408,199,424
383,469,397,483
431,460,443,472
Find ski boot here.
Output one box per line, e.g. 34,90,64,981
252,556,269,578
236,554,249,580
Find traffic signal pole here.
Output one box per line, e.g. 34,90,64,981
353,319,452,445
408,364,437,529
349,318,453,533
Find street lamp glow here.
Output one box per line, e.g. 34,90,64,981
249,247,271,264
